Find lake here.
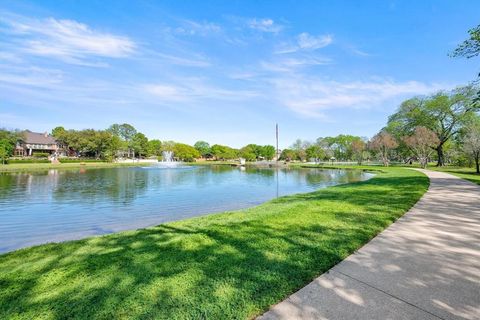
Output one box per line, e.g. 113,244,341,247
0,165,373,253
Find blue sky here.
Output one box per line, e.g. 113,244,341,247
0,0,478,148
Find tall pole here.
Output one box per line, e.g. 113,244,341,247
276,123,279,162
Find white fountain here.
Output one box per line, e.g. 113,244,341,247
157,150,180,168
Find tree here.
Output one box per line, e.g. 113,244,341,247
351,140,366,165
210,144,237,160
239,145,257,161
0,139,8,164
279,149,296,161
369,131,398,166
131,133,149,158
106,135,122,161
161,141,176,152
451,24,480,59
316,137,333,159
108,123,137,158
306,145,325,162
290,139,309,161
194,141,211,158
463,122,480,173
387,86,479,166
261,145,276,160
322,135,363,160
147,139,162,157
451,24,480,107
51,126,66,138
403,126,439,168
173,143,200,162
0,129,19,159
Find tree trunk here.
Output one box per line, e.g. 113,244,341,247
476,156,479,174
436,144,445,167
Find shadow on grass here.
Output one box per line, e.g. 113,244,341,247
0,169,428,319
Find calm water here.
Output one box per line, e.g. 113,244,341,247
0,166,373,253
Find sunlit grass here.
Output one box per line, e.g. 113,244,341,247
0,167,428,319
430,166,480,185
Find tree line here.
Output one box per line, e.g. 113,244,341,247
0,123,278,163
280,84,479,170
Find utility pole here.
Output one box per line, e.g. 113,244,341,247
276,123,279,162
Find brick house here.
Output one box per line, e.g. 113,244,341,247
14,131,67,157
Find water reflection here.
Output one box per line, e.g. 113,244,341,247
0,166,373,253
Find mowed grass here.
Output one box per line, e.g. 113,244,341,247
0,168,428,320
430,166,480,185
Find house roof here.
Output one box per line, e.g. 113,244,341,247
23,131,57,144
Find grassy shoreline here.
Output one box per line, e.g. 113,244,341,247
0,167,428,319
430,166,480,185
0,161,153,172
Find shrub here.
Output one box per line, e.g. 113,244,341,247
58,158,107,163
32,152,50,158
7,159,50,164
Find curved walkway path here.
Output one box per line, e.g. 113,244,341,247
259,169,480,320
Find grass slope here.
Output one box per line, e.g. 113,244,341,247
430,166,480,185
0,168,428,319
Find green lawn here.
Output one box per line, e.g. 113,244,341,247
0,167,428,319
430,166,480,185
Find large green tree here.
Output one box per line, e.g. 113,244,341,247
108,123,137,157
51,126,66,138
173,143,200,162
321,135,364,160
387,86,479,166
306,145,326,162
0,139,9,164
211,144,237,160
131,132,149,158
279,148,297,161
260,145,276,160
239,145,257,161
0,129,20,160
147,139,162,157
194,141,211,158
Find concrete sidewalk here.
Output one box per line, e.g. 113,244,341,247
259,170,480,320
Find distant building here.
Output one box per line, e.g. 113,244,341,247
14,131,66,157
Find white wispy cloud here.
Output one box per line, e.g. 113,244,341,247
260,56,332,72
297,33,333,50
0,65,64,88
247,18,283,33
275,33,333,54
350,47,371,57
143,84,187,101
1,14,136,65
143,79,259,102
151,52,211,67
173,19,222,36
270,76,450,118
